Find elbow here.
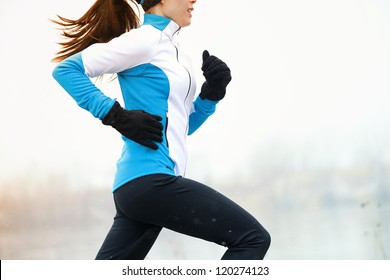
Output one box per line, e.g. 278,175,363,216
52,53,84,82
52,63,61,81
52,61,67,83
188,128,195,136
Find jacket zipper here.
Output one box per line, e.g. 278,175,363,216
173,43,191,175
174,45,192,128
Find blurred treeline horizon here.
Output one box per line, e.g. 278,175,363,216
1,143,389,260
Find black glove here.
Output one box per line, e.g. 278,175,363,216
102,101,163,150
199,50,232,101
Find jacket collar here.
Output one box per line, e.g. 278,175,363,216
142,14,180,39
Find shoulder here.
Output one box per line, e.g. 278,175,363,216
114,25,162,56
81,25,163,75
87,25,161,58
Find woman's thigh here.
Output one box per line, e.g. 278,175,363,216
114,174,264,248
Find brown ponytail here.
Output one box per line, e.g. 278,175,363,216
52,0,140,62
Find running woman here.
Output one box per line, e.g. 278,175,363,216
52,0,271,260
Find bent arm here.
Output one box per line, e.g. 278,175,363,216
52,27,159,119
52,53,116,119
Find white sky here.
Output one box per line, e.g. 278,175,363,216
1,0,390,187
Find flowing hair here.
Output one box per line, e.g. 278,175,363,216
51,0,141,62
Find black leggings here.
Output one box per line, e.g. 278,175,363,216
95,174,270,260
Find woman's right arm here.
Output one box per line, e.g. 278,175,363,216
52,28,163,148
52,53,116,120
52,26,159,120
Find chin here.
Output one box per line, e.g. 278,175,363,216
180,20,191,27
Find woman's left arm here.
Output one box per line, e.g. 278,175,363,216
188,50,231,135
188,97,218,135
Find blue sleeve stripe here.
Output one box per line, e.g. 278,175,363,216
188,96,218,135
52,53,116,119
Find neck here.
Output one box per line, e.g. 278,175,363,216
145,2,164,17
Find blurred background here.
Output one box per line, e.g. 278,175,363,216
0,0,389,259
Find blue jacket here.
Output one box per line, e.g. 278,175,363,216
53,14,218,191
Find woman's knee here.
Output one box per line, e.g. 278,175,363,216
235,224,271,257
260,226,271,251
243,225,270,248
222,224,270,260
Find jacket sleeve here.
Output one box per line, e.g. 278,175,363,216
188,96,218,135
52,53,116,119
52,27,159,119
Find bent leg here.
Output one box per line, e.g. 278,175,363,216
114,175,270,259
